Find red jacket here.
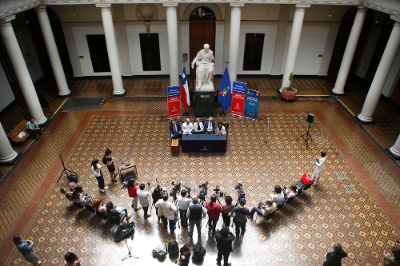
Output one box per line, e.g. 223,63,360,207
206,201,222,220
128,186,138,198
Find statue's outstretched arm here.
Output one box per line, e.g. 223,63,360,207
191,51,201,69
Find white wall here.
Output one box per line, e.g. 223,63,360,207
126,22,169,75
0,64,15,112
281,23,331,75
237,22,278,75
71,24,111,77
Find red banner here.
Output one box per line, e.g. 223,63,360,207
231,81,246,116
167,86,181,118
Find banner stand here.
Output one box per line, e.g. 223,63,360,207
167,86,181,118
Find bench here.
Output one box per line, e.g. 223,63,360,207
7,120,30,143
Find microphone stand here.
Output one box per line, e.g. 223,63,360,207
121,235,139,261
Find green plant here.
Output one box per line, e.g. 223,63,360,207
289,72,294,87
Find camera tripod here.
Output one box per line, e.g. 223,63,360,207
121,235,139,262
297,122,313,149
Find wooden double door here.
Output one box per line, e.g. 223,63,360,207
189,20,216,74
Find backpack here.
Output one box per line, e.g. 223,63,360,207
167,240,179,258
192,244,206,263
152,244,167,262
114,222,135,242
67,174,78,183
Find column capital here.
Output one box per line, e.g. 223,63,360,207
230,3,245,7
295,4,311,8
390,15,400,23
1,15,15,24
95,3,111,8
163,2,178,7
35,4,47,12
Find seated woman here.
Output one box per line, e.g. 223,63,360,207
270,185,286,207
106,201,129,222
215,122,227,135
284,185,299,200
250,199,277,220
92,198,107,214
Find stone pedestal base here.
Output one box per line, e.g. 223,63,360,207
194,92,215,117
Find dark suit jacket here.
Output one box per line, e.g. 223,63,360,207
215,231,235,253
170,123,182,135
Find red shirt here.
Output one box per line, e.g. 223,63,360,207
128,186,138,198
206,201,222,220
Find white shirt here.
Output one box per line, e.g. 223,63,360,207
216,125,227,135
137,189,152,207
155,199,177,220
193,122,204,133
207,122,213,132
182,122,194,134
91,165,102,177
315,156,327,169
177,196,191,211
270,192,285,205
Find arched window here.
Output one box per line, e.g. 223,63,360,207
190,7,216,20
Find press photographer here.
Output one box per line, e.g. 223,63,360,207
235,183,246,206
177,188,191,229
170,181,181,203
198,181,208,204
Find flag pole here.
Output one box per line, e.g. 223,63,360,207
220,62,230,116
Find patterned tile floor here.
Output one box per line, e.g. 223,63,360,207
0,98,399,266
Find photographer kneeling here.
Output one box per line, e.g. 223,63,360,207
250,199,277,221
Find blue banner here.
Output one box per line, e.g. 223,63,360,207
232,81,246,94
167,86,181,97
244,89,260,120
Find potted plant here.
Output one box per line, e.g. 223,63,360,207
281,72,297,101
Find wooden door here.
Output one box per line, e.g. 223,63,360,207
86,34,110,73
189,20,215,73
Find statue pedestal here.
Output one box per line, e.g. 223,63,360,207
194,91,215,117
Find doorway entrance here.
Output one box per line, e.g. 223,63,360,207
86,34,110,73
189,7,216,73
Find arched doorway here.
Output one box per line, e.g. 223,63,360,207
189,7,216,72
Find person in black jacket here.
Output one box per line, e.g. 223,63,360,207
215,227,235,266
323,243,347,266
170,120,182,139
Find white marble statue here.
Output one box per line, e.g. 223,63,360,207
191,44,215,92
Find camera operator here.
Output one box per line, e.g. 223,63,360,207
222,196,234,227
155,194,177,233
177,189,191,229
250,199,277,221
229,198,250,239
170,182,181,203
187,197,207,239
205,195,222,237
198,182,208,205
137,183,152,219
152,182,165,222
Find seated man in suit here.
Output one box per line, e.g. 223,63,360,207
193,118,204,134
215,122,227,135
169,119,182,139
204,117,215,134
181,118,194,135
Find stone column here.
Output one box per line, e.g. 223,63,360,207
0,122,18,163
0,16,47,125
228,3,244,85
280,4,310,92
389,134,400,159
332,6,367,95
164,2,179,86
357,19,400,122
96,4,125,95
36,5,71,96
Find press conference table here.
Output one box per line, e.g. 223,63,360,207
181,134,227,153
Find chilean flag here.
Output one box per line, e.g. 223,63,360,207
181,66,190,112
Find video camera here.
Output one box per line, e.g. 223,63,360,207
235,183,246,203
213,185,225,197
198,181,208,201
152,178,166,204
170,181,181,200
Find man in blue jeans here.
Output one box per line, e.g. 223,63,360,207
187,197,207,240
155,194,177,232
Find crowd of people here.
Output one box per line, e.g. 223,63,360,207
170,116,227,138
14,142,400,266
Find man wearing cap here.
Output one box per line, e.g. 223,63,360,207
229,198,250,239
